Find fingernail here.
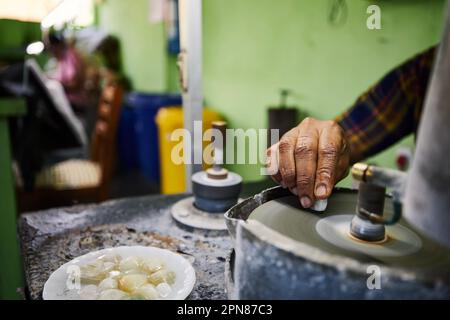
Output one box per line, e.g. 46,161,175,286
300,196,312,208
312,199,328,212
281,182,287,189
290,187,298,195
315,184,327,197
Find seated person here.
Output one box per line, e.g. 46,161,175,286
44,30,89,111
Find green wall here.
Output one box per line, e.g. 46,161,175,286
97,0,177,92
0,19,41,47
0,19,41,60
97,0,447,183
202,0,446,183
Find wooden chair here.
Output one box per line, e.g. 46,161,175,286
17,82,124,212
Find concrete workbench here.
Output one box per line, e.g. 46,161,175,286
18,192,236,300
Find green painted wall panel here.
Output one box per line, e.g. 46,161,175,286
0,19,41,48
97,0,447,183
0,19,42,63
202,0,446,182
97,0,169,92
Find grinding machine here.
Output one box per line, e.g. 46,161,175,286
224,5,450,300
171,121,242,231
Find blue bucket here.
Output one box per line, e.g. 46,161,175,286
117,92,182,183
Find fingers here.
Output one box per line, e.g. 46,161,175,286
294,120,319,208
278,128,298,189
314,122,342,199
266,143,282,185
335,150,350,182
267,118,350,208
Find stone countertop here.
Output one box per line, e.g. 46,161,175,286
18,193,234,300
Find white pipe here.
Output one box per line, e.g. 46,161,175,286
179,0,203,192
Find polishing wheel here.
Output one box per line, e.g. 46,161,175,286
171,120,243,231
171,170,242,231
247,191,450,279
171,196,243,231
192,169,242,213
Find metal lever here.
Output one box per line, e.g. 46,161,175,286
358,203,402,226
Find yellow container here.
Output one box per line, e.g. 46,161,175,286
156,107,222,194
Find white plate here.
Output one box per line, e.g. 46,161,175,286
43,246,196,300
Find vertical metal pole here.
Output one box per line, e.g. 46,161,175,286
178,0,203,192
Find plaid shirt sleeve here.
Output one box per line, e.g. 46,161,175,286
335,46,436,162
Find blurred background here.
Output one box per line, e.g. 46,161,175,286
0,0,446,212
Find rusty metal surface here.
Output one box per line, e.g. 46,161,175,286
18,193,231,300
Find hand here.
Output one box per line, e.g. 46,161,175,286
266,117,350,208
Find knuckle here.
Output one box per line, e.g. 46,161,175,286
325,119,338,128
294,137,316,158
281,167,296,182
278,139,293,153
296,174,314,189
302,117,314,127
320,145,339,159
316,167,333,181
294,144,314,159
303,116,312,123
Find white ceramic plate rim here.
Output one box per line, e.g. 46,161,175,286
43,246,196,300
